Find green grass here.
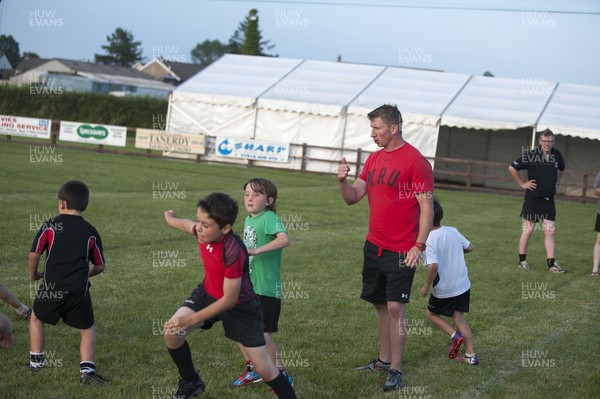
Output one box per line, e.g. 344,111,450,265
0,142,599,399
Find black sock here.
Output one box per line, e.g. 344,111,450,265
547,258,555,267
379,357,391,365
519,254,527,262
265,371,296,399
80,361,96,374
167,341,197,381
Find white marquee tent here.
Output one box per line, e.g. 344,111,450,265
166,54,600,180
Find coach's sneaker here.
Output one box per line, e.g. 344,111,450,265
448,331,464,359
174,374,206,398
382,369,403,391
458,354,479,366
518,260,530,269
80,371,107,384
548,262,567,273
355,358,391,371
231,369,262,387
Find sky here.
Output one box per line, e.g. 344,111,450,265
1,0,599,86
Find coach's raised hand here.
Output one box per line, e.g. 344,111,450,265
337,157,350,183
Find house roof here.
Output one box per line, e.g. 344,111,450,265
14,57,49,74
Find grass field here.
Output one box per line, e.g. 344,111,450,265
0,141,599,399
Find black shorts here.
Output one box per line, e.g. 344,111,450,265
427,289,470,317
521,198,556,222
595,213,600,232
257,294,281,333
360,240,416,304
33,291,94,329
182,284,265,348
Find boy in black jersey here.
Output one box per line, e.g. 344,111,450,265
28,180,107,384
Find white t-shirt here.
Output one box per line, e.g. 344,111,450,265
424,226,471,299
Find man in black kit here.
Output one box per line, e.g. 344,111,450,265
508,129,566,273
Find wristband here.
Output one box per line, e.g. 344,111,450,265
415,242,426,251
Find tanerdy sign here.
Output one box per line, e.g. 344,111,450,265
59,121,127,147
215,136,290,163
0,115,51,139
135,129,206,154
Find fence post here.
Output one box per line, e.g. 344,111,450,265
300,143,308,172
98,144,104,154
355,148,362,179
466,161,473,191
51,120,59,146
582,173,588,200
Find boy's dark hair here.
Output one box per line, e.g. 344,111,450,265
58,180,89,211
433,197,444,227
197,192,238,228
243,178,278,212
367,104,403,133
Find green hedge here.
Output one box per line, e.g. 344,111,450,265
0,85,168,128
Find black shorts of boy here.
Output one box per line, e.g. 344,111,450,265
427,289,470,318
257,294,281,333
33,291,94,329
520,198,556,222
595,213,600,232
182,284,265,348
360,240,415,304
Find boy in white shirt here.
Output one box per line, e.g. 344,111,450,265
419,198,478,365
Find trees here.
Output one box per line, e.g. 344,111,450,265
191,39,227,66
95,27,143,67
0,34,21,67
190,9,276,65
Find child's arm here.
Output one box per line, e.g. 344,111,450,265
419,263,438,297
464,243,474,254
164,210,195,234
247,232,290,256
89,264,105,277
165,277,241,330
28,252,43,281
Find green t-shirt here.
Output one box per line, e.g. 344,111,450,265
243,211,287,298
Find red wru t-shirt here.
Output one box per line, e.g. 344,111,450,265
358,142,434,252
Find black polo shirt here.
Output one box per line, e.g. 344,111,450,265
511,146,565,200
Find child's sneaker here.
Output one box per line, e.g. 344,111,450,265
448,331,464,359
457,354,479,366
548,262,567,273
231,369,262,387
174,374,205,398
80,371,108,384
518,260,530,269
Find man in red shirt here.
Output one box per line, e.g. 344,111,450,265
338,104,434,391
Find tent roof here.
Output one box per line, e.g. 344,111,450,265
347,67,471,125
258,60,385,116
174,54,303,106
174,54,600,139
441,75,557,130
537,83,600,140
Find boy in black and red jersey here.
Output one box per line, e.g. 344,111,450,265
163,192,296,399
28,180,107,384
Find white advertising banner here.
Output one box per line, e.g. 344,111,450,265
59,121,127,147
215,136,290,163
135,129,206,154
0,115,51,139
